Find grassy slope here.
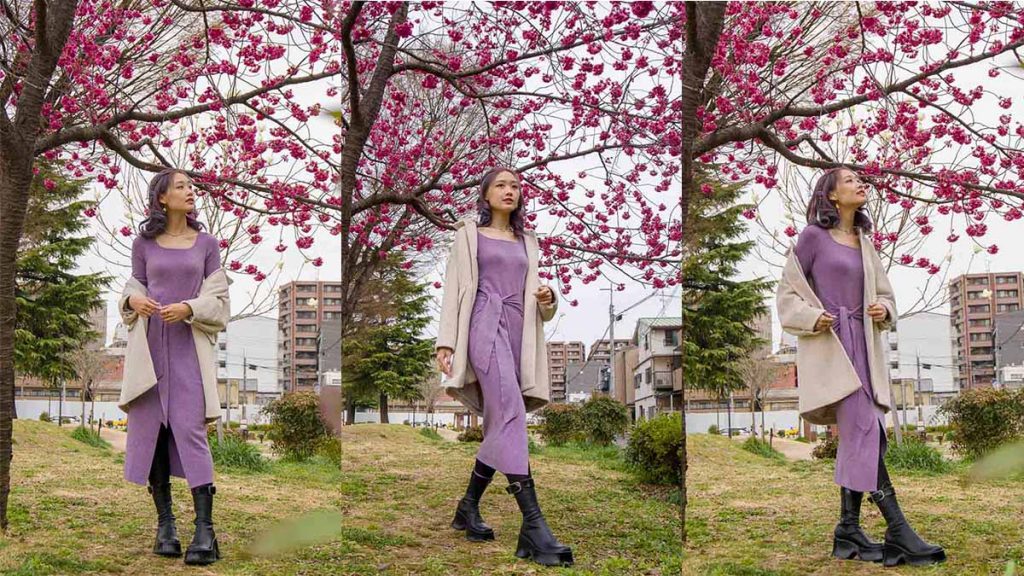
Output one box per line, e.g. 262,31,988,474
682,434,1024,576
339,424,682,576
0,420,346,575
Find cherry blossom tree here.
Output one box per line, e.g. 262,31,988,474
681,0,1024,543
0,0,341,529
335,1,685,336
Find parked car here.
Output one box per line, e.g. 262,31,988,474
719,427,749,436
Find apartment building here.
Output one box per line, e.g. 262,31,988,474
278,280,343,392
949,272,1023,389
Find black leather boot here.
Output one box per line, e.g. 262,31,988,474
869,485,946,567
507,477,573,567
184,484,221,565
451,470,495,541
148,482,182,557
832,488,882,562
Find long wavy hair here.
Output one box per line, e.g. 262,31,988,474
805,166,873,232
477,166,526,237
138,168,206,239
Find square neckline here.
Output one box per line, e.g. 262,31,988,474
824,228,861,251
153,232,201,250
477,229,520,243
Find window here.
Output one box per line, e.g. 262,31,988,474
296,311,316,319
968,277,990,286
968,304,991,314
968,291,984,299
997,290,1019,298
633,374,641,390
996,275,1018,285
663,330,679,346
645,367,652,384
998,304,1021,313
969,318,992,327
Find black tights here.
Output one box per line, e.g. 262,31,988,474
473,458,531,484
148,425,173,486
876,421,891,491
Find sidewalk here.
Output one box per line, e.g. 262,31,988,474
730,433,813,461
99,427,127,452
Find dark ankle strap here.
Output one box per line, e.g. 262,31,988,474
191,484,216,496
868,485,894,504
472,470,493,482
505,477,534,495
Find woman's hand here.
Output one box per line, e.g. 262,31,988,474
814,312,835,332
128,294,161,318
867,303,889,323
436,347,453,376
534,285,555,306
159,302,193,324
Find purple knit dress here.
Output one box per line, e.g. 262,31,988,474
795,224,886,493
124,232,221,489
468,231,530,476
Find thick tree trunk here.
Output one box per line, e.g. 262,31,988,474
0,0,81,530
680,0,728,546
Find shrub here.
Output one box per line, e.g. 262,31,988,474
70,426,109,449
884,437,949,474
537,403,583,446
940,388,1024,460
457,425,483,443
419,427,442,441
262,392,331,461
707,424,720,435
742,437,784,461
314,436,342,466
579,396,630,446
624,412,682,485
812,434,838,460
39,412,52,423
210,435,271,472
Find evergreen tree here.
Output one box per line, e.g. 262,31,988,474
342,253,435,424
682,169,772,413
14,163,111,408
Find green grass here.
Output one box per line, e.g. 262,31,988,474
418,427,442,441
341,424,681,575
682,434,1024,575
741,437,785,461
69,426,110,450
209,434,272,473
884,437,952,475
0,420,346,575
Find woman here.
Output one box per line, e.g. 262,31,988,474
118,168,231,566
777,167,945,567
435,166,572,567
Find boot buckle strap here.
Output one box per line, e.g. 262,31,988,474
505,478,534,495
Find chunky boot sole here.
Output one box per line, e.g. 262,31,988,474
514,534,573,567
832,537,882,562
450,510,495,541
882,543,946,567
153,541,182,557
184,539,221,566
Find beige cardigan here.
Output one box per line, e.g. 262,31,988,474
118,268,231,422
436,218,557,415
776,231,896,425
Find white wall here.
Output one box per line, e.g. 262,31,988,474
16,399,272,425
684,406,949,435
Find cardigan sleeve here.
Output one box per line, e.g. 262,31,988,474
435,231,463,352
870,243,898,331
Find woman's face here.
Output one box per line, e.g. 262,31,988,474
159,172,196,214
485,171,521,214
828,169,868,209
